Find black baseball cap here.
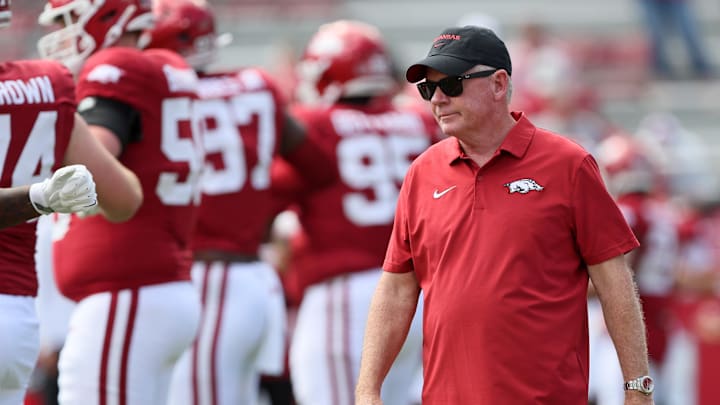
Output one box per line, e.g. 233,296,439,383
406,26,512,83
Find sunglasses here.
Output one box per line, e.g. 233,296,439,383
416,69,499,101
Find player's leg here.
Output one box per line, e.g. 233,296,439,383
347,269,422,405
35,214,76,350
222,262,286,404
252,263,288,393
169,261,284,405
167,261,234,405
128,281,200,404
166,346,192,405
380,290,422,405
58,282,200,405
291,269,422,405
33,214,75,405
662,327,697,405
198,262,270,405
56,292,106,405
166,263,209,405
290,280,336,405
0,295,40,405
406,365,423,405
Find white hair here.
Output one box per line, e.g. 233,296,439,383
472,64,512,104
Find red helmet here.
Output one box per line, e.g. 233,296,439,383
139,0,225,70
0,0,11,28
597,133,663,196
295,20,397,104
37,0,154,73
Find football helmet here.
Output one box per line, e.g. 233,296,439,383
295,20,397,105
597,132,662,196
635,112,716,203
139,0,228,70
0,0,11,28
37,0,154,74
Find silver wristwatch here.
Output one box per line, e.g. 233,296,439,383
624,375,654,395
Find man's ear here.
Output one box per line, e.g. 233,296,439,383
492,71,509,101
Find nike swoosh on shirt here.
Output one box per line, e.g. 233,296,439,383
433,186,457,199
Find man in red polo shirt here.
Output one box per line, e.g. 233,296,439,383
355,26,654,405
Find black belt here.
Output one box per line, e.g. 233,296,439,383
193,250,259,263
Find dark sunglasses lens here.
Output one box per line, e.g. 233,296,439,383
417,76,468,100
417,81,437,101
417,82,436,100
439,77,463,97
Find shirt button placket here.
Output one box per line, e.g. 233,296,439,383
474,172,485,211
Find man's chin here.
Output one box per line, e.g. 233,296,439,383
439,122,459,137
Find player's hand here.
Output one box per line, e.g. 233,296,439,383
29,164,98,215
76,203,101,219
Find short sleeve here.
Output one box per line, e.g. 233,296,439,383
572,155,640,265
76,48,163,113
383,166,415,273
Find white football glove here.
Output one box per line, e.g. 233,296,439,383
29,164,98,215
76,203,101,218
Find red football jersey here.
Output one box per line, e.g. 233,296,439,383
54,47,203,301
191,68,287,255
617,193,678,295
281,99,441,294
617,194,679,364
0,60,75,296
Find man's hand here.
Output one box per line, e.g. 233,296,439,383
29,164,98,215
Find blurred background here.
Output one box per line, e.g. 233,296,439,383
5,0,719,154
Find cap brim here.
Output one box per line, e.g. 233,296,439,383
405,54,475,83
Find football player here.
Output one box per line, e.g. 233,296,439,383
0,1,142,403
274,20,442,405
140,1,335,403
37,0,203,404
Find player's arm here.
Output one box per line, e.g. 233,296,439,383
278,111,337,189
0,185,39,228
587,254,653,404
0,162,100,228
356,270,420,405
62,112,142,222
278,111,306,156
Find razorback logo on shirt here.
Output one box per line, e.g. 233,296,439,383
504,178,544,194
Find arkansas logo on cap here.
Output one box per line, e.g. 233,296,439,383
432,33,461,48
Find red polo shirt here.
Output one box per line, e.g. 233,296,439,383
384,112,639,404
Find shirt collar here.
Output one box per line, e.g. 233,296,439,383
443,111,536,165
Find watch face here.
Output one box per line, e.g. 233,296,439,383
641,376,654,393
